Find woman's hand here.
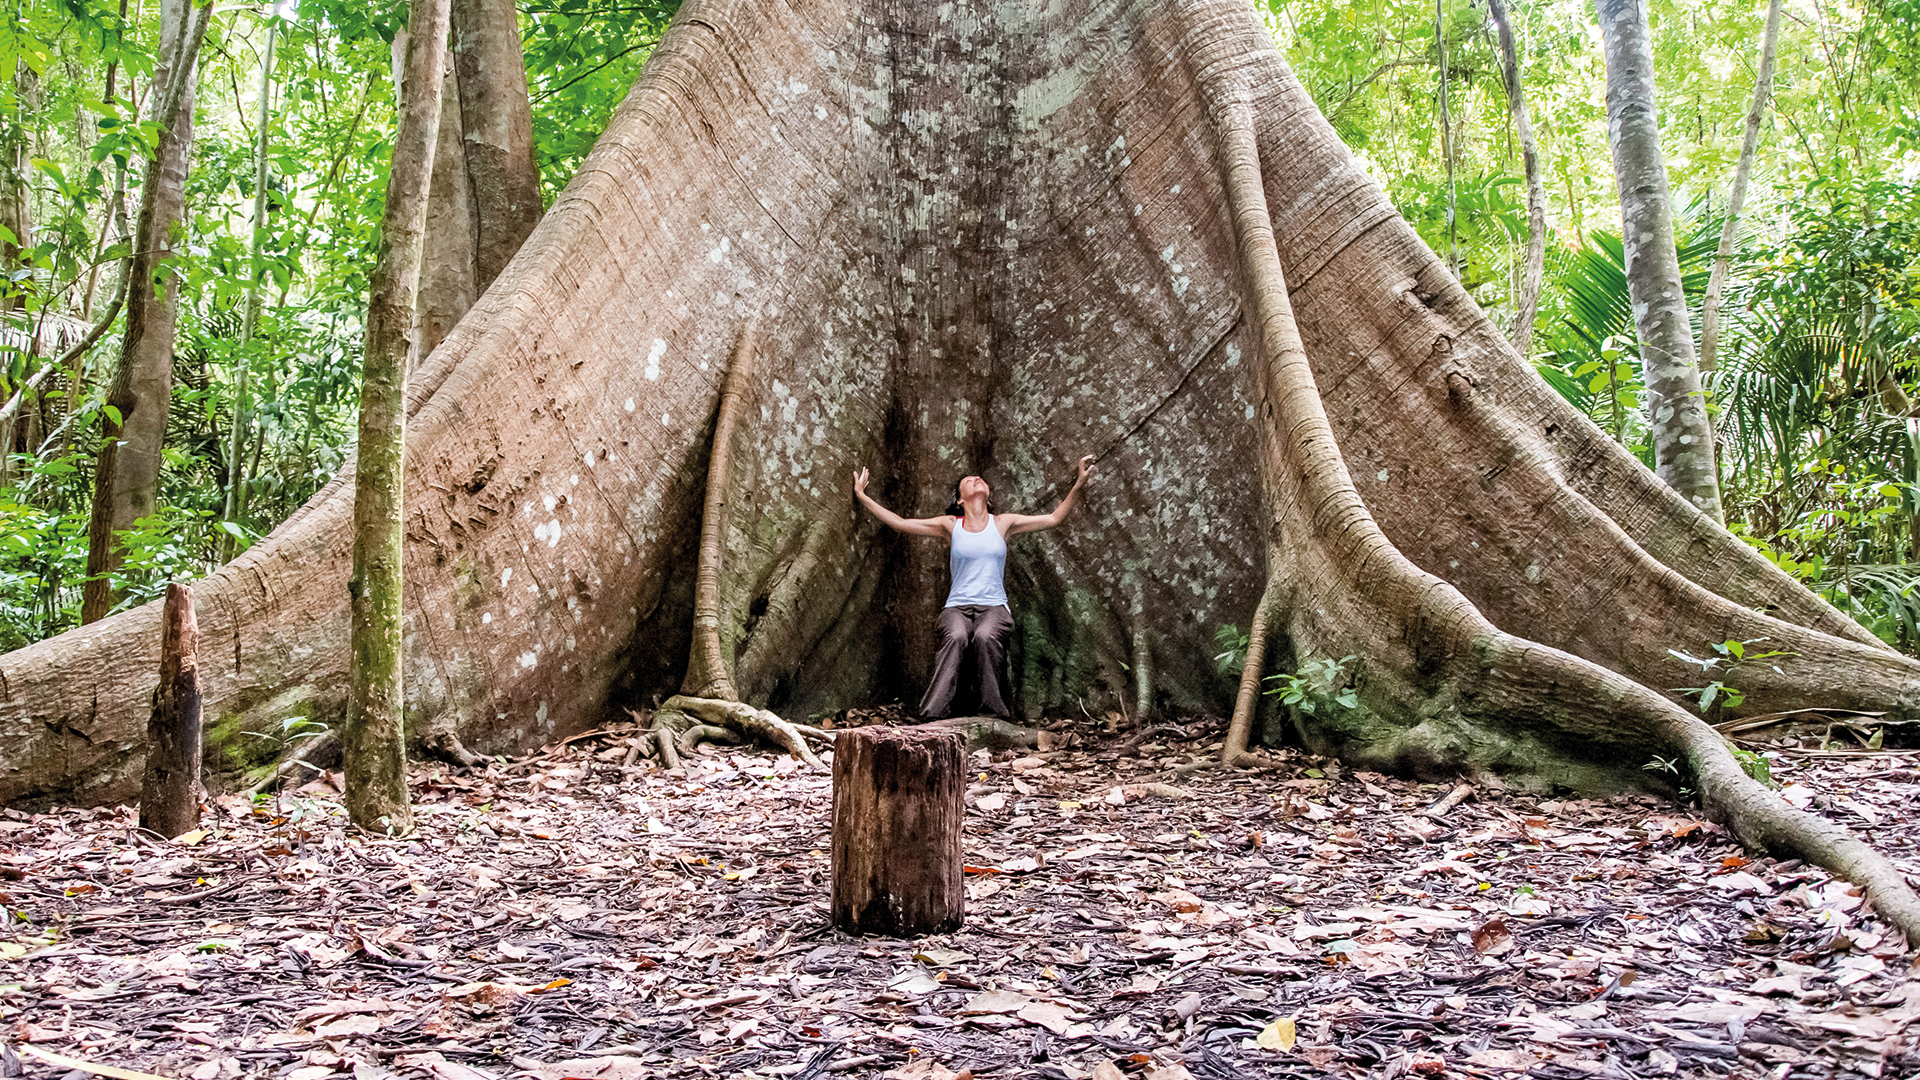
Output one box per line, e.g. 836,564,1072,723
852,467,950,537
1076,454,1095,484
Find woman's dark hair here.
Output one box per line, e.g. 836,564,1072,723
946,477,996,517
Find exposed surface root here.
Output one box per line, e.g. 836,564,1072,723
924,716,1042,752
658,694,822,768
682,321,757,703
421,731,488,768
1190,39,1920,944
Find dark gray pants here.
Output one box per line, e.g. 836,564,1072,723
919,604,1013,719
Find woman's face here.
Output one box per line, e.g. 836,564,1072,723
959,475,991,501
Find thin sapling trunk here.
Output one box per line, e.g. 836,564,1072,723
1698,0,1783,375
344,0,450,834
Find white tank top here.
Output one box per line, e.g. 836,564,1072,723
945,515,1008,608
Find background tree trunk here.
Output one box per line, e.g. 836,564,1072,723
413,0,539,363
0,0,1911,889
1487,0,1546,360
415,53,478,365
1697,0,1783,375
344,0,449,834
221,17,277,545
1594,0,1723,521
82,0,212,624
0,61,34,303
449,0,542,289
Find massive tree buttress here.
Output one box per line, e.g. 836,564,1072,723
6,0,1919,929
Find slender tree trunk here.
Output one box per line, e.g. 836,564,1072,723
221,16,277,549
81,0,212,623
1594,0,1723,521
1436,0,1457,277
449,0,541,289
0,61,33,306
344,0,449,834
1487,0,1546,359
1221,578,1278,764
1697,0,1782,375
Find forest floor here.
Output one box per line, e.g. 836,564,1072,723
1,717,1917,1080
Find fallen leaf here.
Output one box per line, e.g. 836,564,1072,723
1256,1016,1296,1051
1471,917,1513,956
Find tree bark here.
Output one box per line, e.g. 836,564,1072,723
1193,48,1920,937
449,0,542,289
1,0,1915,936
1487,0,1546,359
1697,0,1783,375
682,321,756,701
414,0,539,364
138,583,200,839
415,54,478,366
1594,0,1723,521
344,0,449,835
830,726,964,937
222,17,277,545
0,61,33,301
82,0,212,624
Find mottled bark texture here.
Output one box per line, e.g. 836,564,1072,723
1488,0,1546,360
344,0,449,835
830,726,964,936
138,584,201,838
4,0,1919,924
83,0,212,624
1698,0,1782,376
1594,0,1722,521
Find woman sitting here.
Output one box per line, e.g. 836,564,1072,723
852,456,1094,719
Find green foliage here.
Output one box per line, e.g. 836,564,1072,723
1212,622,1250,678
1264,655,1361,717
1667,638,1792,715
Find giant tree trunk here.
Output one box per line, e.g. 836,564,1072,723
1697,0,1782,375
82,0,212,623
345,0,450,833
4,0,1919,923
1487,0,1546,360
1594,0,1722,521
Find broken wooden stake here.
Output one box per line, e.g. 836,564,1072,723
139,583,202,838
830,726,964,936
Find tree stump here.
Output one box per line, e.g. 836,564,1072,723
830,726,964,936
139,583,202,838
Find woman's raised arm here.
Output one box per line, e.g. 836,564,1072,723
1004,455,1095,536
854,468,953,538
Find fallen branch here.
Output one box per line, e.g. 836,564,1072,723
1425,783,1476,820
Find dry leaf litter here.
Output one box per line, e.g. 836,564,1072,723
0,717,1916,1080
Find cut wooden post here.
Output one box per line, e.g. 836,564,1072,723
830,726,964,936
139,583,201,838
